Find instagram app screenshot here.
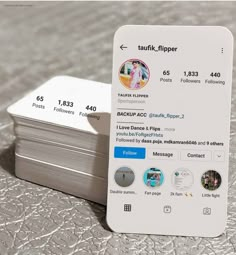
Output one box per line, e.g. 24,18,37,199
107,26,233,237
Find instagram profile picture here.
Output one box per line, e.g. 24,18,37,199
119,59,150,90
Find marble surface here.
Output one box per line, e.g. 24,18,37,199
0,2,236,254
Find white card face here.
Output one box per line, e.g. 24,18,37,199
7,76,111,136
107,26,233,237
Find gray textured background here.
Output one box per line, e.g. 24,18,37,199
0,1,236,254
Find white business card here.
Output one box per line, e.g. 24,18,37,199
7,76,111,136
107,26,233,237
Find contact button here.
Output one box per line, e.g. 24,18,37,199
114,146,146,159
181,150,211,161
148,149,177,160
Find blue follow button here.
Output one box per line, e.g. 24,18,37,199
114,146,146,159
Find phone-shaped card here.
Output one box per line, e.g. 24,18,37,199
107,26,233,237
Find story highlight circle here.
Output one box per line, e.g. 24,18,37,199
201,170,222,191
172,168,194,191
114,166,135,187
143,168,164,188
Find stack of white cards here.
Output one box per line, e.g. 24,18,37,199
7,76,110,204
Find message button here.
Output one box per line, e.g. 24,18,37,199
148,149,177,160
